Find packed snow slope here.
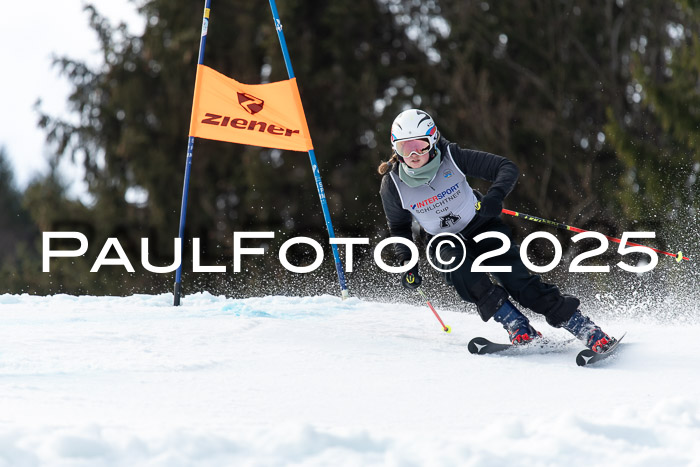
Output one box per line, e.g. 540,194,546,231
1,292,699,466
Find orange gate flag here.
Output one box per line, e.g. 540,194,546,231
189,65,314,152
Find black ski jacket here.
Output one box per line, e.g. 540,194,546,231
379,136,519,264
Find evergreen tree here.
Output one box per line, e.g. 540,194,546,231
603,0,700,265
35,0,428,294
30,0,700,295
605,2,700,215
0,148,39,293
0,148,34,260
424,1,692,232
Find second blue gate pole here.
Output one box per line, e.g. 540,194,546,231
268,0,349,299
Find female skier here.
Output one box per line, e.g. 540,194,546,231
378,108,613,352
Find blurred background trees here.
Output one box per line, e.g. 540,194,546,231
2,0,698,297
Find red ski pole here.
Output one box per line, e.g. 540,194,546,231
407,274,451,333
500,208,689,262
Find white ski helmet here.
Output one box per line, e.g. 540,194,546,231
390,109,439,157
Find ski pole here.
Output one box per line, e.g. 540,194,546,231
499,208,689,262
407,274,451,333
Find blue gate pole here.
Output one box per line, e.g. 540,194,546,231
174,0,212,306
268,0,349,299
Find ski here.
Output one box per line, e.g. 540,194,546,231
467,336,576,355
575,332,626,367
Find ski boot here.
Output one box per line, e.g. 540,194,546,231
493,300,542,345
563,311,613,353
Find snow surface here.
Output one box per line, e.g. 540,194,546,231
1,292,699,466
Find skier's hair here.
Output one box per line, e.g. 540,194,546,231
377,153,399,175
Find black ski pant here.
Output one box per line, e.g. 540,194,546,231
435,218,579,327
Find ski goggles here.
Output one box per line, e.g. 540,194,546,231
395,137,432,158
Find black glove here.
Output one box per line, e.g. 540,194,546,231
401,264,422,290
475,191,504,217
